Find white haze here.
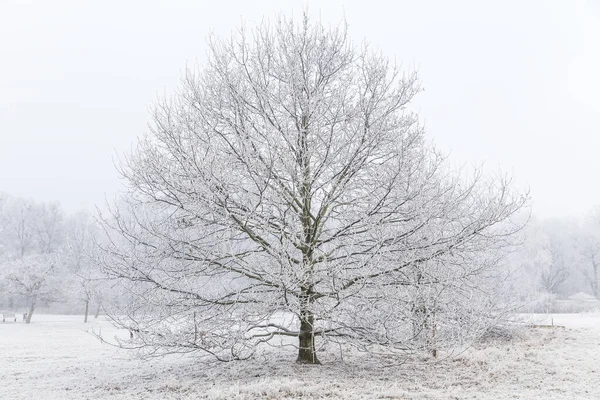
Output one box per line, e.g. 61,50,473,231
0,0,599,217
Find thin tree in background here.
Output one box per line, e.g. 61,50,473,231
64,212,103,322
578,209,600,298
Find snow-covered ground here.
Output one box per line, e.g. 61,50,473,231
1,313,599,399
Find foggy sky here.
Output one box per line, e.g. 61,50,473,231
1,0,599,217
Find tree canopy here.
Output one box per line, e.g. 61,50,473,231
98,15,528,364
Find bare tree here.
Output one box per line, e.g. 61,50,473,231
577,209,600,298
5,254,62,323
34,202,64,255
0,194,8,260
0,196,67,321
538,236,570,294
98,15,527,364
64,212,104,322
6,198,36,258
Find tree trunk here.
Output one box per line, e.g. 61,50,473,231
84,299,89,323
295,112,320,365
592,260,599,299
431,315,438,359
296,308,320,364
94,304,101,318
26,296,36,324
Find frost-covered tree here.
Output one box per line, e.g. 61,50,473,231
4,197,37,258
518,219,576,296
576,208,600,298
539,237,570,295
0,195,66,321
98,15,527,364
0,193,8,259
63,211,109,322
4,254,63,323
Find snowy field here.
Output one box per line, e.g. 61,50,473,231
1,314,600,399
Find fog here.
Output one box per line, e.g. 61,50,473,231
1,0,599,217
3,3,600,398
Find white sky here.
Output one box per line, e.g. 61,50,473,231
0,0,599,217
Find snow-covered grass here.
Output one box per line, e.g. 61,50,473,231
1,313,599,399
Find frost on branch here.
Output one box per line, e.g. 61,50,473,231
97,15,528,364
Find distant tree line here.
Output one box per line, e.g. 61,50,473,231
0,193,107,322
512,209,600,303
